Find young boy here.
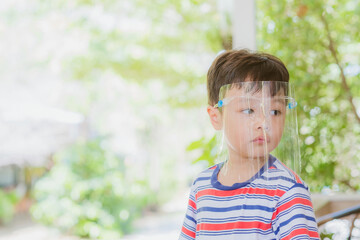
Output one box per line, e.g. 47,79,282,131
179,49,319,239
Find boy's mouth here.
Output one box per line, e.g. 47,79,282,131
252,136,270,144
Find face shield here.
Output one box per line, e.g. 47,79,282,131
214,81,300,182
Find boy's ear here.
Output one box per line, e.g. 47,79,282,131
207,105,223,130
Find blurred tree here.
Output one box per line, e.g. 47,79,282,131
32,138,156,238
257,0,360,192
2,0,223,237
0,190,18,224
56,0,222,108
188,0,360,193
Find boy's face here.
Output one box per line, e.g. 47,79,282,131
220,86,287,159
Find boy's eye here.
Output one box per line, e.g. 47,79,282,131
270,110,281,116
242,109,254,114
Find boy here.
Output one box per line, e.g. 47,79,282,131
179,49,319,239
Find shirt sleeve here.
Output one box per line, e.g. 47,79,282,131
179,182,197,240
272,183,320,240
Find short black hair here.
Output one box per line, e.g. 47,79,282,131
207,49,289,105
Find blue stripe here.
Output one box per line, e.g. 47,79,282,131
196,184,214,191
187,205,196,215
276,205,314,220
199,194,280,203
198,204,274,213
194,176,211,184
277,188,310,207
280,223,318,239
278,193,311,206
260,175,298,185
183,221,196,232
274,214,317,235
185,214,196,224
201,215,271,224
179,232,194,240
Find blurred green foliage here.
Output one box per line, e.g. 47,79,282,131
186,135,217,166
31,138,156,239
0,190,18,224
59,0,221,109
4,0,359,237
320,231,335,240
257,0,360,192
0,0,221,237
187,0,360,193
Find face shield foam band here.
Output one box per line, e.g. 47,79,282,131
214,96,298,110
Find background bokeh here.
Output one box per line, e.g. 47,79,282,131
0,0,359,239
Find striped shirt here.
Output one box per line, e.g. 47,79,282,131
179,155,319,240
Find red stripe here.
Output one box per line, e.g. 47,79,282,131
181,226,196,239
282,228,320,240
278,197,313,212
196,187,285,200
272,197,313,221
269,166,277,169
209,166,217,170
197,221,271,231
189,199,196,210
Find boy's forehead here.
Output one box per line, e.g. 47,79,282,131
225,87,247,97
224,85,285,98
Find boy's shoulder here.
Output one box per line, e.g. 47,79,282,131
267,158,308,190
191,163,221,187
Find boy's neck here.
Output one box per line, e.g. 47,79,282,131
218,153,268,186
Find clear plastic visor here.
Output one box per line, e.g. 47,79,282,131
214,81,300,183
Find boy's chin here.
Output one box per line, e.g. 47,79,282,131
247,154,269,159
242,150,272,159
228,145,276,159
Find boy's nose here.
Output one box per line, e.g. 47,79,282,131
256,121,270,131
254,115,270,132
254,103,271,131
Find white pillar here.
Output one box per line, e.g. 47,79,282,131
232,0,257,50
